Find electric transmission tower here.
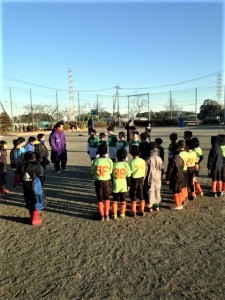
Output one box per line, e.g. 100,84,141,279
114,85,121,124
68,68,75,121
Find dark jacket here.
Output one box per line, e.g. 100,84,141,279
207,136,223,174
166,155,184,193
35,142,49,167
22,160,45,211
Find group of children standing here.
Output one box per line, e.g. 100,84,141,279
89,128,225,221
1,126,224,224
89,126,164,221
0,134,49,225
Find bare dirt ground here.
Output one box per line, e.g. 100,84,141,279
0,126,225,300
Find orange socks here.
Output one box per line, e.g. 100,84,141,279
120,202,126,217
97,202,104,217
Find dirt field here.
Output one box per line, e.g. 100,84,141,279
0,126,225,300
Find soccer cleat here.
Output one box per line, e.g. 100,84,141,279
1,189,9,194
130,212,137,218
170,205,183,210
139,211,145,217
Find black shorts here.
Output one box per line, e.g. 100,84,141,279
94,179,111,202
112,192,126,202
129,177,144,201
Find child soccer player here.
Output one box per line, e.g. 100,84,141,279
130,131,140,148
0,141,9,194
178,140,189,204
111,149,131,219
18,136,26,155
155,138,164,162
98,132,108,147
24,136,37,152
10,139,24,187
87,129,99,161
35,133,50,170
91,144,113,221
207,136,223,197
22,151,45,225
129,145,146,217
139,132,149,160
107,126,118,162
166,144,184,210
184,131,192,141
166,132,178,176
117,132,129,152
144,142,163,212
192,137,204,196
218,134,225,194
186,139,199,200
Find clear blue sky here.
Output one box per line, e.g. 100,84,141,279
0,0,224,117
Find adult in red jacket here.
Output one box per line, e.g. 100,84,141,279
49,122,67,173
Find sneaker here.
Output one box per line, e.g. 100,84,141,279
56,170,61,174
1,189,9,194
183,198,189,205
170,205,183,210
211,192,217,198
153,206,160,212
139,211,145,217
217,192,222,197
112,215,117,220
130,212,137,218
120,214,125,219
105,216,110,221
100,216,105,221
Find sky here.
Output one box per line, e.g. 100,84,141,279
0,0,224,118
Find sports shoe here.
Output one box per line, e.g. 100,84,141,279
120,214,125,219
217,192,222,197
1,189,9,194
130,212,137,218
56,170,61,174
170,205,183,210
105,216,110,221
112,215,117,220
211,192,217,198
183,198,189,205
100,216,105,221
139,212,145,217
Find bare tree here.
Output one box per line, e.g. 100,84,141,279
164,98,182,119
130,93,147,119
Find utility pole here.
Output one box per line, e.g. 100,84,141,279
30,88,34,129
170,91,172,119
195,88,198,124
9,87,14,131
68,68,75,121
78,92,80,122
56,90,59,122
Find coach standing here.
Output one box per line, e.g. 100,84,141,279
49,121,67,173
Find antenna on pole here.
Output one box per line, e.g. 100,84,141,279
68,68,75,121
